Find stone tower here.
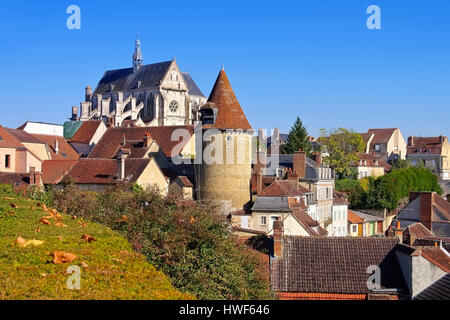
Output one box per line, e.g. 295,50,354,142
198,69,253,211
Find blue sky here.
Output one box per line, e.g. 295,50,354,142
0,0,449,138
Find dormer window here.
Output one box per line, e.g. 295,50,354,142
375,144,380,152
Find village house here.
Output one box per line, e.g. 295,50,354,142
330,192,348,237
245,180,325,237
0,126,43,174
347,209,384,237
17,121,64,137
270,221,410,300
360,128,407,161
58,156,169,194
390,192,450,238
353,153,392,179
65,120,108,157
406,135,450,180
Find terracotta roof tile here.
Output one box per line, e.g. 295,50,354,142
348,210,364,224
406,136,446,155
0,126,26,149
30,134,80,160
367,128,397,144
88,126,193,158
271,237,407,295
4,128,44,144
202,69,252,130
70,121,102,144
64,158,150,184
260,180,303,197
41,160,77,184
355,153,392,171
178,176,193,187
420,247,450,273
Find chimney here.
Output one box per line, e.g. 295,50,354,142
287,171,299,189
439,135,444,144
311,151,322,167
71,106,78,121
419,193,433,231
407,136,414,147
257,128,265,152
55,139,59,155
29,167,36,185
273,219,283,258
85,85,92,102
293,150,306,179
271,128,281,154
254,150,266,174
117,153,128,181
143,132,151,148
256,170,263,195
394,220,403,243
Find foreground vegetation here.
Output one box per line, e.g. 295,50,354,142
336,167,442,210
29,184,272,300
0,184,191,300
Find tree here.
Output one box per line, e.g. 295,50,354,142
318,128,365,179
281,116,311,154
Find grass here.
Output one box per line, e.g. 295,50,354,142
0,188,193,300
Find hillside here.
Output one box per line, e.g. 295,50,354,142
0,186,192,300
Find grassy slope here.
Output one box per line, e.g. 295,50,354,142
0,190,192,300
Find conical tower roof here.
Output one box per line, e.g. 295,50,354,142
203,69,252,130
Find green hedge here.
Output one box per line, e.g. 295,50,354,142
345,168,442,210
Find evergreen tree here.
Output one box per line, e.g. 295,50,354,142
281,116,311,154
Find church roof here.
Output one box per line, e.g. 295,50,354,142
93,61,173,94
182,72,205,97
203,69,252,130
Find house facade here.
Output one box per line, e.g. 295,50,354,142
353,153,392,179
361,128,407,161
406,135,450,180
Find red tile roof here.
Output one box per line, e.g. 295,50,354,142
291,209,324,237
41,160,77,184
88,126,194,159
348,210,364,224
434,195,450,220
367,128,397,144
419,247,450,273
0,126,26,149
271,237,406,294
260,180,303,197
406,136,447,155
405,222,434,239
4,128,44,144
70,121,102,144
30,134,80,160
64,158,151,184
202,69,252,130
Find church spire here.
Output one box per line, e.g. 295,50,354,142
133,35,143,72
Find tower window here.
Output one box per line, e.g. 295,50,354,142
5,154,11,168
169,100,178,113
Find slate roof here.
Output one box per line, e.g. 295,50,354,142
252,196,291,212
70,120,103,144
88,126,194,159
202,69,252,130
93,61,173,94
181,72,205,97
30,134,80,160
41,160,77,184
414,274,450,300
64,158,150,184
271,237,408,295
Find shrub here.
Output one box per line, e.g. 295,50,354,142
46,183,272,300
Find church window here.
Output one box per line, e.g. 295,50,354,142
169,100,178,113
